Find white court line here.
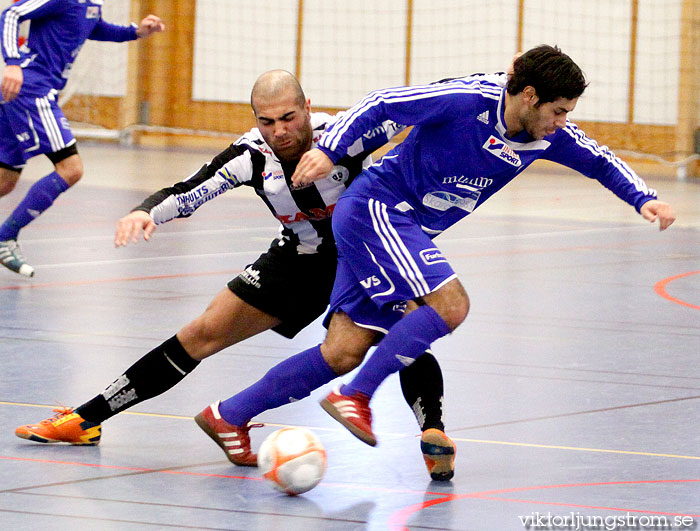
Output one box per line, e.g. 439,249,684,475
15,225,656,270
18,226,279,245
438,224,649,244
22,223,648,247
25,251,254,270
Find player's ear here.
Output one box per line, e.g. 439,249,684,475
304,98,311,114
522,86,538,106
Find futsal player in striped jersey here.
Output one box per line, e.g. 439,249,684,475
15,70,457,482
0,0,164,277
276,45,674,447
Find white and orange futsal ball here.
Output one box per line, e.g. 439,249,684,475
258,427,327,496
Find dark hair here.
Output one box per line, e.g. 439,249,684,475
507,45,588,105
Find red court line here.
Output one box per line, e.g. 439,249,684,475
387,479,700,530
0,455,434,496
5,455,698,526
0,455,261,482
654,270,700,311
0,269,241,291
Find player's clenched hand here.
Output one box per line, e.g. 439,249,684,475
291,149,334,188
640,199,676,231
2,65,23,102
135,14,165,38
115,210,157,247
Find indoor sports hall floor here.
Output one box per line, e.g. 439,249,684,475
1,142,698,530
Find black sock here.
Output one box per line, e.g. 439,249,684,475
399,352,445,432
76,335,200,423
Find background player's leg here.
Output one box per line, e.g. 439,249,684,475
0,152,79,242
0,166,34,276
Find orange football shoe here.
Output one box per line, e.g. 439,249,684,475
15,407,101,445
421,428,455,481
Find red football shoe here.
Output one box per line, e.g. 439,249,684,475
320,386,376,446
194,401,262,466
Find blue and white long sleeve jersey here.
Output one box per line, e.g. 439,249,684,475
136,112,405,255
318,73,658,237
1,0,137,96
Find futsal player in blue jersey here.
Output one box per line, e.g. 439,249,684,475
211,45,675,451
0,0,164,277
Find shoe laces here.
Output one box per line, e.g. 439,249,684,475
3,240,23,258
42,407,74,425
238,421,264,435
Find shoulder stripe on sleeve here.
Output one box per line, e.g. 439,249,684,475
323,82,500,152
3,0,52,58
562,123,655,195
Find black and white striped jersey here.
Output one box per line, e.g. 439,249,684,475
135,112,404,255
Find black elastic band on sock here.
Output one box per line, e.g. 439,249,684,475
160,334,200,373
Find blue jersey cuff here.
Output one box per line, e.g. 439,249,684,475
635,195,657,213
317,145,342,164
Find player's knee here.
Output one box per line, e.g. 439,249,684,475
0,178,17,196
0,170,20,196
54,155,84,186
59,166,83,186
444,291,469,330
177,318,223,361
425,280,470,331
320,342,366,375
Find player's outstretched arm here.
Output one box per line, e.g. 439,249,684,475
135,15,165,38
1,65,22,102
640,199,676,231
115,210,157,247
291,148,334,188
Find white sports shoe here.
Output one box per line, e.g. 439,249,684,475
0,239,34,277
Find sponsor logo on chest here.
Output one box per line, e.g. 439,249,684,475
482,135,521,167
262,170,285,181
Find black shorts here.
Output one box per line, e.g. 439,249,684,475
227,242,337,338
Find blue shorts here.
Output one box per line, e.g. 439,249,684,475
328,194,457,333
0,88,75,169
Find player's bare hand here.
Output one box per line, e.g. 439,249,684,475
640,199,675,231
2,65,23,102
291,149,334,188
115,210,156,247
136,15,165,38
